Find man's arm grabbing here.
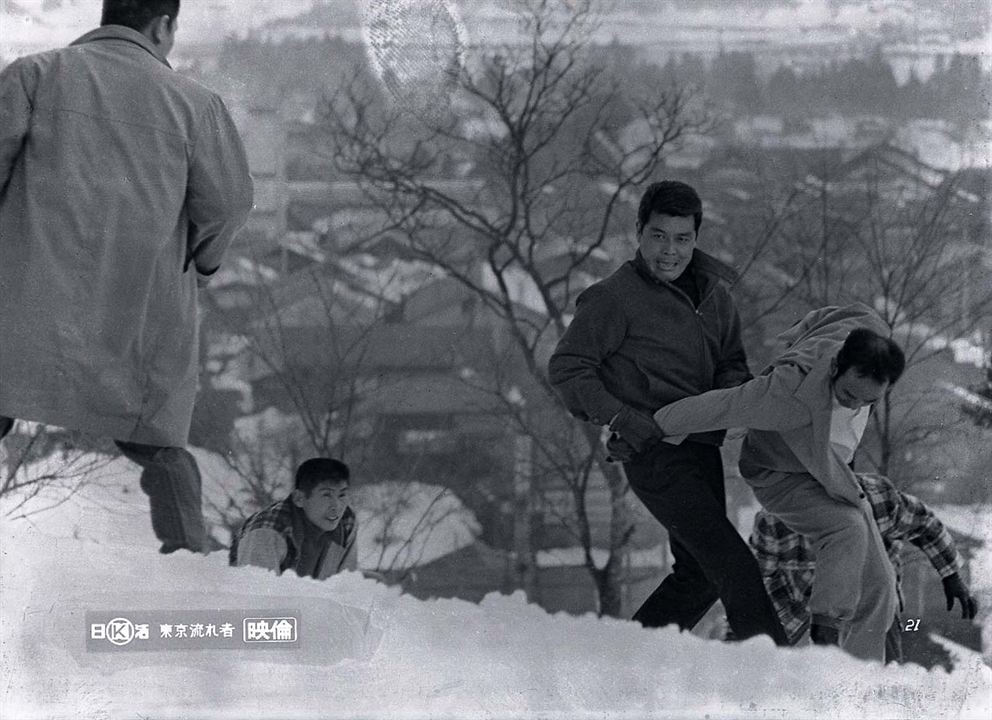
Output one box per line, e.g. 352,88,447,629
654,366,808,438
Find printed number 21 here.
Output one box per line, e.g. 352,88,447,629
904,618,921,632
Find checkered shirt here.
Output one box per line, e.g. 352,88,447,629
749,474,962,644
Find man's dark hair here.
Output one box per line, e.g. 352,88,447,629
102,0,180,32
636,180,703,234
836,328,906,385
295,457,350,495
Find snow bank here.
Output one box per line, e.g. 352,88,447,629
2,466,991,718
3,530,990,719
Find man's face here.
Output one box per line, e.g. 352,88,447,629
637,212,697,282
293,480,350,532
831,367,888,410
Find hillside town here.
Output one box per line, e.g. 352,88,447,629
1,1,990,712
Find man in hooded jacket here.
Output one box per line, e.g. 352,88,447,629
653,303,907,661
0,0,253,553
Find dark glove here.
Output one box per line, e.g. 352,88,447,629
942,573,978,620
605,432,636,463
609,405,663,454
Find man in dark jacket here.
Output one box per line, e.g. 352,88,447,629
548,181,788,645
0,0,253,554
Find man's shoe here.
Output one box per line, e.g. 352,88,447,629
159,543,206,555
810,623,841,646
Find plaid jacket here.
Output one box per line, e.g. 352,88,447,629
229,497,357,579
749,474,961,644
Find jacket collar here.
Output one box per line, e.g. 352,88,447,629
792,352,869,505
795,352,835,456
688,249,740,284
71,25,172,68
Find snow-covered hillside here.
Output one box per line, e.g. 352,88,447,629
1,451,990,719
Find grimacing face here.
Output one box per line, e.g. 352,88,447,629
637,212,697,282
293,480,349,532
831,367,888,410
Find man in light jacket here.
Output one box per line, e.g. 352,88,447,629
0,0,253,553
653,303,907,661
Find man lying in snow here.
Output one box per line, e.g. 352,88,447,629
230,458,358,579
750,473,978,663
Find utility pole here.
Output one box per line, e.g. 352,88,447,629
511,431,537,601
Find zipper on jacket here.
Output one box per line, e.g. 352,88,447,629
656,279,713,384
633,257,721,388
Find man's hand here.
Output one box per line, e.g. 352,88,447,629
942,573,978,619
605,433,636,463
609,406,663,454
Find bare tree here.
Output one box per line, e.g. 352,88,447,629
743,155,992,485
1,423,117,520
201,256,489,578
361,481,475,578
323,0,714,615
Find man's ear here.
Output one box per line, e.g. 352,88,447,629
829,355,839,379
291,488,306,508
149,15,171,44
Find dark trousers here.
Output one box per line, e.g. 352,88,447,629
624,440,789,645
0,415,206,553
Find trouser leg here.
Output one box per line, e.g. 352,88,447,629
885,615,904,664
625,441,789,645
751,472,896,662
632,531,721,631
844,528,899,661
114,440,207,554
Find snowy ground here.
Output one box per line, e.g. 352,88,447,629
2,454,991,719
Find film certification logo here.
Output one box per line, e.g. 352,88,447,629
90,617,150,646
86,610,300,651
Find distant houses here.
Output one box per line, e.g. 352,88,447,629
190,23,990,624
